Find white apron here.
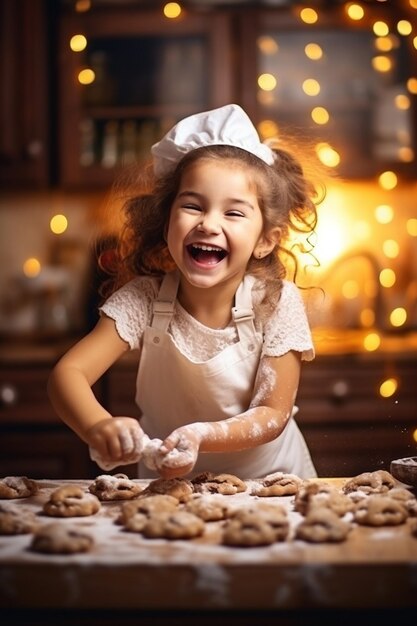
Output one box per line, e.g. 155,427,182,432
136,271,317,479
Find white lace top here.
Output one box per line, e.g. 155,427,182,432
100,275,314,363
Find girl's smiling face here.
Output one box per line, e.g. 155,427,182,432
166,158,268,291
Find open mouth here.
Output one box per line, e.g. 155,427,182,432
187,243,228,265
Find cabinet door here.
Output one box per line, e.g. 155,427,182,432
238,6,417,179
0,0,49,188
58,8,233,188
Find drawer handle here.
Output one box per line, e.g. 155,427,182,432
0,384,18,407
330,380,350,402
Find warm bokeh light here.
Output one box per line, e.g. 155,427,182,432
258,73,277,91
345,3,365,20
363,332,381,352
342,280,359,299
372,56,392,72
378,171,398,190
70,34,87,52
397,20,413,36
398,147,414,162
360,308,375,327
302,78,320,96
258,36,279,55
315,142,340,167
374,204,394,224
390,307,407,327
382,239,399,258
312,187,350,266
78,68,95,84
374,37,394,52
414,36,417,50
50,214,68,235
413,429,417,445
299,8,318,24
395,94,411,110
75,0,91,12
373,21,389,37
23,257,41,278
163,2,182,19
407,77,417,94
379,378,398,398
311,106,329,125
379,268,396,288
304,43,323,60
258,119,279,139
406,218,417,236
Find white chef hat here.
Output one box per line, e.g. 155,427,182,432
151,103,276,177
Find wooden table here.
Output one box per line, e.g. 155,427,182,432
1,479,417,624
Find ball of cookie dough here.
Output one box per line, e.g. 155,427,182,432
0,504,39,535
295,507,351,543
252,472,302,497
88,473,143,501
142,510,205,539
353,495,408,526
343,470,396,496
30,523,94,554
143,477,194,502
43,485,101,517
183,495,229,521
193,473,247,495
118,494,179,527
223,512,277,547
294,481,353,517
0,476,38,499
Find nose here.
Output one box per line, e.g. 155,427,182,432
197,212,222,235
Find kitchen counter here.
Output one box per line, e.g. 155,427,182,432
1,478,417,621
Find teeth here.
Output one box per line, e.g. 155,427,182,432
192,244,224,252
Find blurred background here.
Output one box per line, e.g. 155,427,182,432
1,0,416,479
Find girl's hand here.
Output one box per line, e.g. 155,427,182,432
86,417,146,470
156,425,202,479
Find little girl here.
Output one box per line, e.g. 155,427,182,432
48,104,319,479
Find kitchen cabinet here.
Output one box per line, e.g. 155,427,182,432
58,5,234,187
0,0,50,188
0,348,99,479
297,353,417,477
238,4,417,179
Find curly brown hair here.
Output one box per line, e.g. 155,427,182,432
102,143,321,312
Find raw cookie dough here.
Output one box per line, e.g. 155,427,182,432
43,485,101,517
30,522,94,554
119,494,179,527
183,495,229,521
141,510,205,540
295,507,351,543
223,503,289,547
193,473,247,495
88,473,143,501
0,504,39,535
142,477,194,502
353,495,408,526
251,472,302,497
343,470,396,495
294,481,353,517
0,476,38,499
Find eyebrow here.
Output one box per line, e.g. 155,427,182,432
177,191,255,210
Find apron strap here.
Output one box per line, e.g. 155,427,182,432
151,271,179,332
232,274,257,343
152,270,258,342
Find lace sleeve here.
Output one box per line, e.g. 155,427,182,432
262,281,315,361
99,276,160,349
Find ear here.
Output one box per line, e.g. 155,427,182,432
253,227,281,259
